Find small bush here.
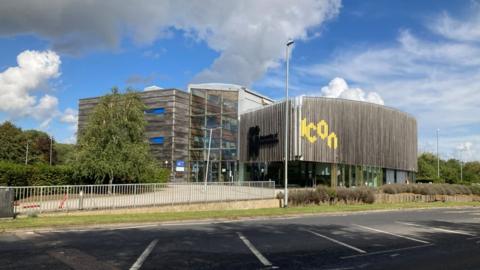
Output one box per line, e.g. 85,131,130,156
287,186,375,206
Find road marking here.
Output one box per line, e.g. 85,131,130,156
306,230,367,254
396,221,476,236
129,239,159,270
341,244,433,259
353,224,430,244
237,232,273,267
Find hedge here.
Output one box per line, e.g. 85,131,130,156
0,161,170,186
381,183,480,196
0,162,80,186
286,185,376,206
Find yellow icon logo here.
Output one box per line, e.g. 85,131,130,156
301,118,338,149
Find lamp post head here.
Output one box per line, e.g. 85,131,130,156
286,39,294,47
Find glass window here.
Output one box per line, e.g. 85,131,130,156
191,116,205,130
206,115,220,128
222,149,237,160
222,115,238,132
190,162,204,182
222,92,238,114
191,135,205,149
190,150,205,161
191,89,206,115
192,88,205,98
222,129,236,148
149,137,164,144
207,92,221,114
205,150,220,161
145,107,165,115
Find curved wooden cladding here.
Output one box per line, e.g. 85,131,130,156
240,97,417,172
240,102,289,163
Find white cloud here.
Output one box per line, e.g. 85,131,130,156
60,108,78,124
429,5,480,43
456,141,474,161
0,0,341,86
0,50,61,127
143,85,163,91
58,107,78,144
34,94,59,128
320,77,384,105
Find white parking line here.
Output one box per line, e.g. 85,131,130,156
306,230,367,254
353,224,430,244
237,232,274,267
340,244,433,259
130,239,159,270
396,221,476,236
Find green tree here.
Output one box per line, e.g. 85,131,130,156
442,159,460,184
0,121,25,163
464,161,480,184
23,129,56,164
55,143,75,165
75,88,164,186
417,153,439,181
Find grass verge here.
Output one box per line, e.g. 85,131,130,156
1,201,479,232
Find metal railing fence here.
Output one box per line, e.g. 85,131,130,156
0,181,275,214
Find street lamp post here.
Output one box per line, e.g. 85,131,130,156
204,127,221,191
25,141,29,165
49,135,53,166
460,150,463,183
284,39,294,208
436,128,440,180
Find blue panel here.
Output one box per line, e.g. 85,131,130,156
145,108,165,115
150,137,164,144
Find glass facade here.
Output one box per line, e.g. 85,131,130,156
243,161,397,188
335,164,383,188
189,89,239,182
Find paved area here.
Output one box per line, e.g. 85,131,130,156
1,207,480,269
14,184,275,214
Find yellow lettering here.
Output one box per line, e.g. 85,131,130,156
301,118,339,148
301,118,317,143
317,120,328,140
327,132,338,149
306,123,317,143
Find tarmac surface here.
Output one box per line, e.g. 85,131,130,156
1,207,480,269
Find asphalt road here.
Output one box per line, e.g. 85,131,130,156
1,207,480,270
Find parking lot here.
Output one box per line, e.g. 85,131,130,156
1,207,479,269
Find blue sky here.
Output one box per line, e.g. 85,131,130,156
0,0,479,161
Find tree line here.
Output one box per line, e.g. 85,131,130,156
417,152,480,184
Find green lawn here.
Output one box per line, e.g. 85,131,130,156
1,201,479,232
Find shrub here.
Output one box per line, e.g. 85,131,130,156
470,185,480,196
0,161,83,186
381,183,480,196
316,185,335,203
287,186,375,206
